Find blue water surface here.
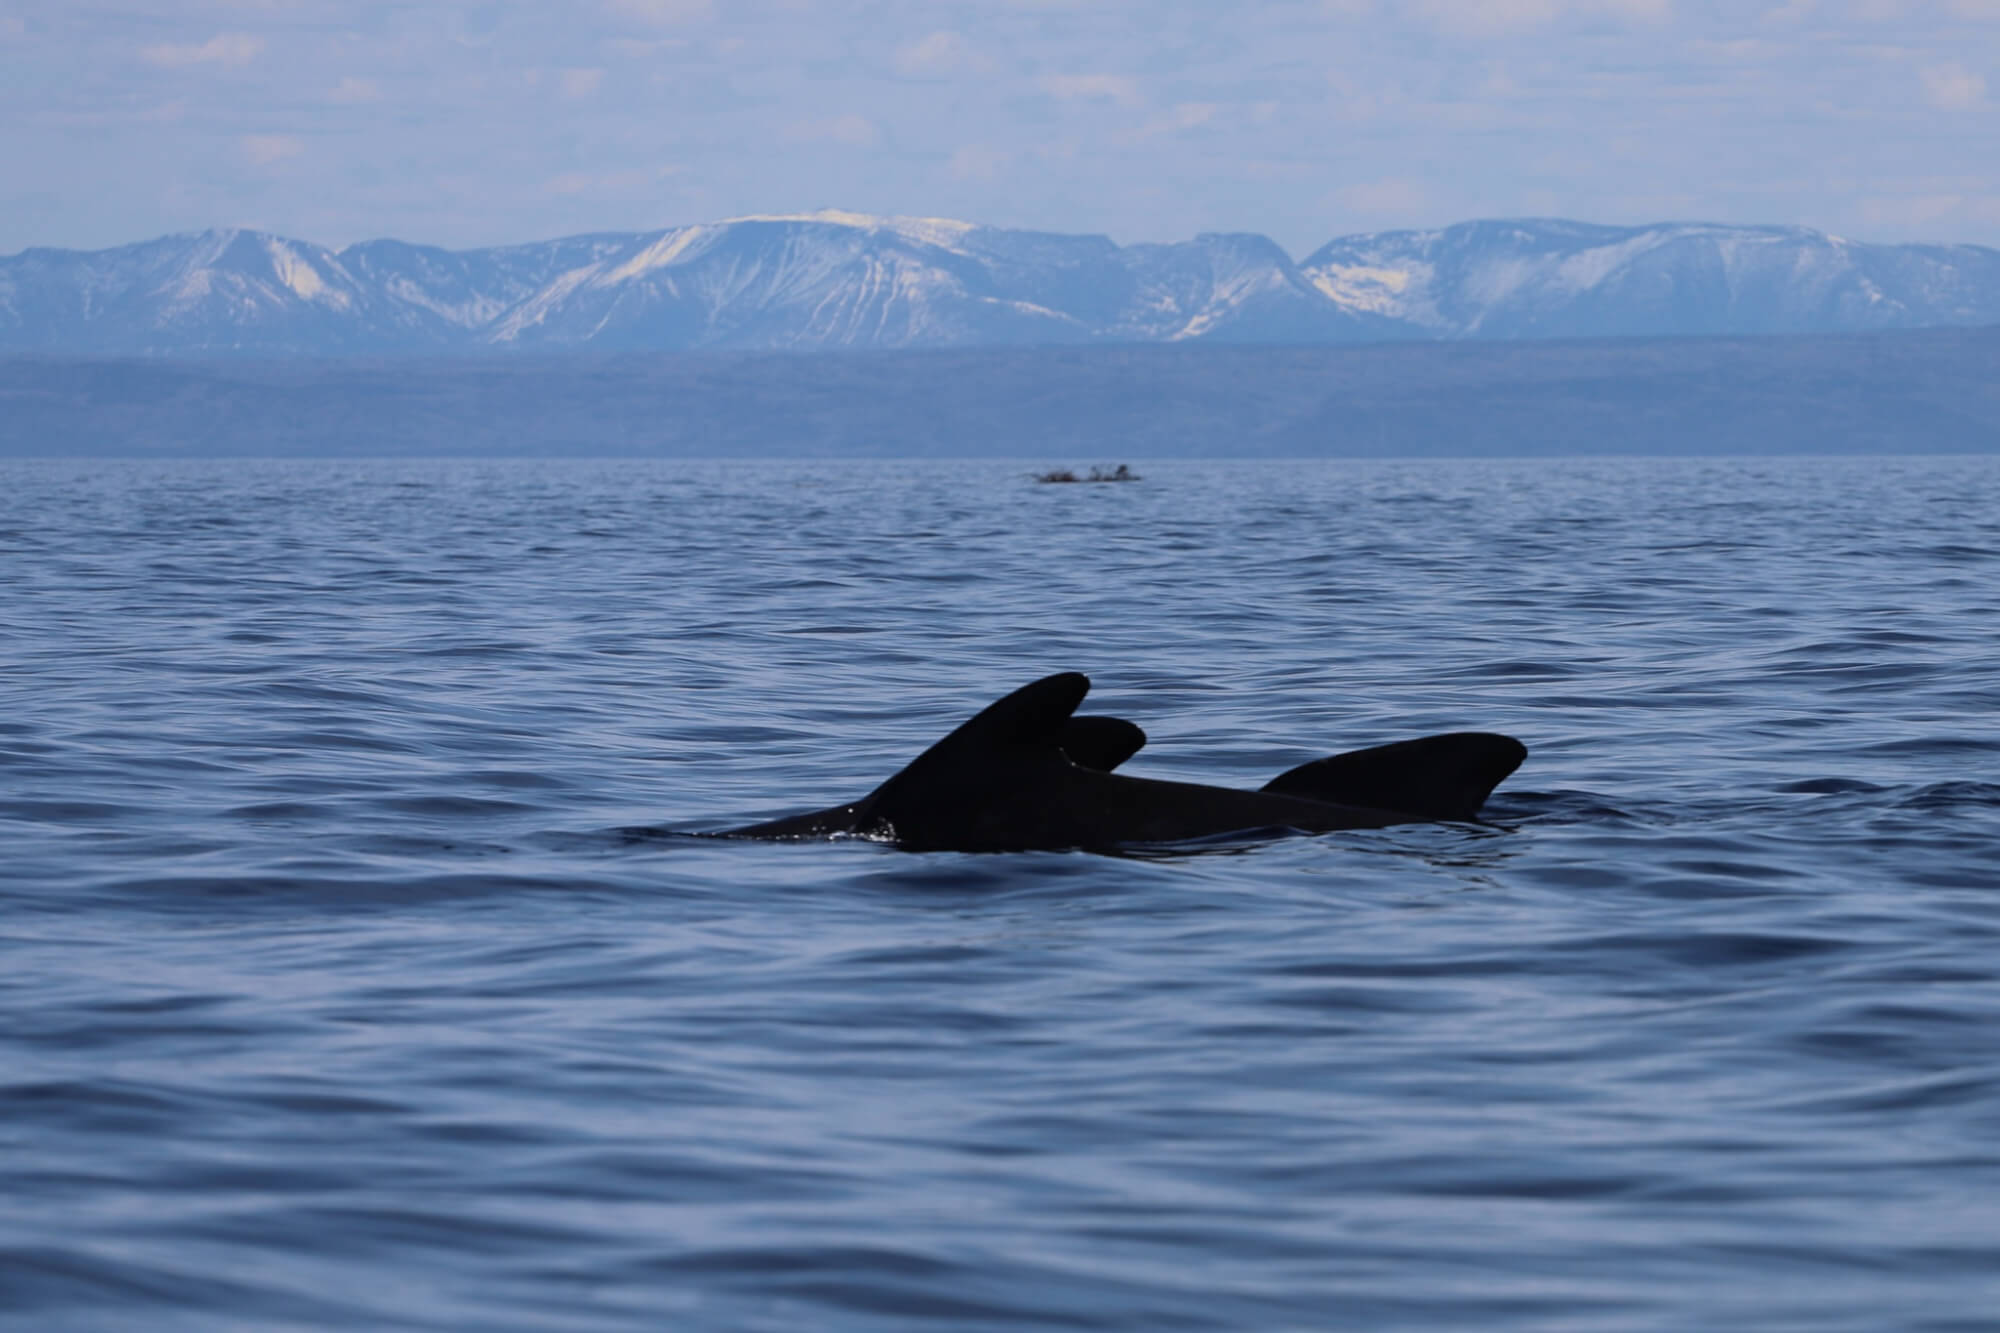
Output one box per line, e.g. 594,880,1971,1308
4,455,2000,1331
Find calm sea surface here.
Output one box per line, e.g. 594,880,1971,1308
4,455,1999,1331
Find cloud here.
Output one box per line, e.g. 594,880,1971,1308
895,30,978,77
1335,179,1430,215
604,0,713,25
1920,62,1986,108
240,134,303,166
1131,102,1218,139
1324,70,1391,123
543,165,681,196
450,3,506,47
1601,0,1673,17
949,144,1013,181
1761,0,1819,22
1416,0,1561,31
142,33,264,68
786,114,880,147
1412,0,1669,35
561,67,605,98
1695,36,1776,60
1605,190,1701,218
607,36,691,57
1859,193,1974,226
329,77,381,104
1041,73,1141,106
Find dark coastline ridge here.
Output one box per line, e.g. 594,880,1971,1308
6,328,1998,460
1035,464,1141,484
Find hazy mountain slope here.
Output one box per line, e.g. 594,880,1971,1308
1300,219,2000,339
4,212,1997,354
0,230,392,354
484,215,1100,349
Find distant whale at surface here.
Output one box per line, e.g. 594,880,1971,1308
722,673,1526,853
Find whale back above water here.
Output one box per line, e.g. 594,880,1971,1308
723,672,1526,853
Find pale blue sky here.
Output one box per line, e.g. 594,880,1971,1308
4,0,1997,255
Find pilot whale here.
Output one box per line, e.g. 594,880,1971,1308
723,672,1526,853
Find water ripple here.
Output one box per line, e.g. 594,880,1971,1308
3,455,1999,1330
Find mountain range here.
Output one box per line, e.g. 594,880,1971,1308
4,210,1999,355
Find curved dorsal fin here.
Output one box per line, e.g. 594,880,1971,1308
1261,732,1527,821
963,671,1091,746
855,673,1094,835
877,672,1090,782
1059,716,1147,772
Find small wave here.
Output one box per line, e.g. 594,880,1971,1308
1861,737,2000,758
1552,930,1851,969
1780,1070,2000,1116
1487,790,1642,823
10,455,2000,1333
1898,781,2000,810
370,795,538,818
0,1243,354,1325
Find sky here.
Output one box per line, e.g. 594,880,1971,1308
4,0,1999,258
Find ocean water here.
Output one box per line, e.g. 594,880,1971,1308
4,454,1999,1331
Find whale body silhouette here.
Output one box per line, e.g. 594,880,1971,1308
723,672,1526,853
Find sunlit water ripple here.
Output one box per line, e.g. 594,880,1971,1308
4,455,1999,1331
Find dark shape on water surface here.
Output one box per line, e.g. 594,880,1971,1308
1034,464,1141,483
722,672,1526,853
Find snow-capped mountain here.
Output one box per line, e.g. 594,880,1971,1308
1301,219,2000,339
482,214,1107,348
3,211,1996,355
0,229,389,354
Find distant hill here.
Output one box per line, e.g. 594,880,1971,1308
7,328,1997,457
4,212,1999,355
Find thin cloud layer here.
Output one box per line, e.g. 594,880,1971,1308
140,32,264,68
1,0,1995,254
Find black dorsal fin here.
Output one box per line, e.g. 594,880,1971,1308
877,672,1089,782
1261,732,1527,821
1060,716,1147,772
965,671,1091,746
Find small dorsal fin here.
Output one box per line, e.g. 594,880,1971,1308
1059,716,1147,772
1261,732,1527,821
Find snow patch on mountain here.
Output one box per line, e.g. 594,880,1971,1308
1300,219,2000,340
601,227,712,284
732,209,981,254
487,265,595,342
1308,262,1419,316
1549,230,1670,294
